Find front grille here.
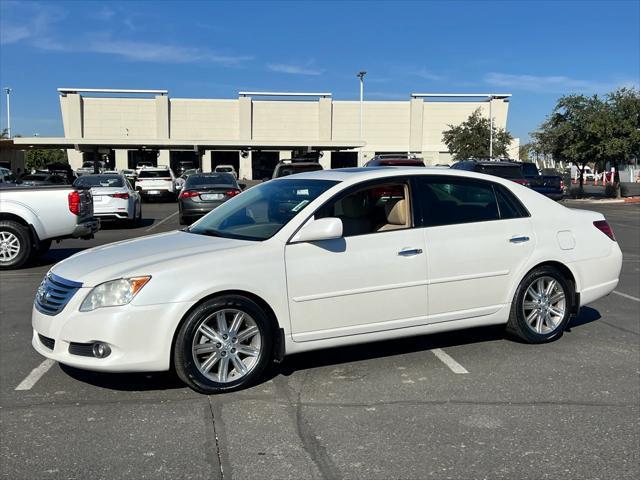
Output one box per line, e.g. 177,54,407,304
38,334,55,350
68,342,94,357
34,273,83,316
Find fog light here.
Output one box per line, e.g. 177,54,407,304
92,342,111,358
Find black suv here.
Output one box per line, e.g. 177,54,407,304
450,160,530,187
365,154,425,167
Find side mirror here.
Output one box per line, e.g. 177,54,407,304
291,217,343,243
239,182,247,190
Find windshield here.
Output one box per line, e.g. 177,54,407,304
216,167,233,172
138,170,171,179
188,179,338,241
74,175,124,187
275,163,323,178
185,173,236,188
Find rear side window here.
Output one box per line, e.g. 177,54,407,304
494,184,529,219
412,176,500,227
477,164,523,179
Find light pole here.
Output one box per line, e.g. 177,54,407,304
488,95,494,159
357,71,366,141
4,87,12,139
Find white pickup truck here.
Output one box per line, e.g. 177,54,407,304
0,185,99,269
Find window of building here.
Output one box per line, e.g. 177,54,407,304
316,182,411,237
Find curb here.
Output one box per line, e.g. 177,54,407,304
561,197,640,204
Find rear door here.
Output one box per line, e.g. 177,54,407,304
412,175,535,320
285,178,429,342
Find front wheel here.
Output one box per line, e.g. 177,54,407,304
173,295,274,394
506,266,573,343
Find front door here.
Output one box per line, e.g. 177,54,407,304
285,180,428,342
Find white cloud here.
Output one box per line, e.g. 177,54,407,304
267,63,324,76
414,67,444,81
88,39,253,65
484,72,638,93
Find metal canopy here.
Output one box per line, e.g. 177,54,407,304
7,137,364,151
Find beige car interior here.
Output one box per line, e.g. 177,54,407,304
326,184,410,236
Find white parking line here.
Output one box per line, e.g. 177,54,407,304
15,359,55,391
613,290,640,302
430,348,469,374
146,211,178,232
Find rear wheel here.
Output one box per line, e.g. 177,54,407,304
506,266,573,343
173,295,274,394
0,220,32,270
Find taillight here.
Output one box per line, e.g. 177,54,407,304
68,191,81,216
110,192,129,199
513,179,530,187
179,191,200,199
594,220,616,241
225,190,241,197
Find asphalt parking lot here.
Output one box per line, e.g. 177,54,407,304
1,200,638,480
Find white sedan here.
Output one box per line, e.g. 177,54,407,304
74,173,142,225
32,168,622,393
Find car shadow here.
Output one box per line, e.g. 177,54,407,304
99,218,155,230
60,364,186,391
57,307,605,393
32,248,87,267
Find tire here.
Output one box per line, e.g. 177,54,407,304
506,266,573,344
179,215,187,226
173,295,274,394
0,220,33,270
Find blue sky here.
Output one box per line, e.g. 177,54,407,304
1,0,638,142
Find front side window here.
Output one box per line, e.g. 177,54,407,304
188,179,338,241
316,182,411,237
413,176,500,227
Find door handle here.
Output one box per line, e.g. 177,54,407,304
398,248,423,256
509,236,530,244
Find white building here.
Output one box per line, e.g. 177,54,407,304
14,88,518,179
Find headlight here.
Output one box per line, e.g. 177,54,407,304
80,276,151,312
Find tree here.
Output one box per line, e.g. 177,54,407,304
442,108,514,160
519,143,533,162
25,149,68,171
532,88,640,194
0,128,8,139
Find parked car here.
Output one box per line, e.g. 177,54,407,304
272,160,323,179
365,155,426,167
178,173,243,225
451,160,530,187
214,164,238,179
176,161,197,176
19,173,69,186
135,160,155,174
76,160,106,176
31,168,621,393
135,167,177,201
519,162,564,200
74,174,142,225
0,184,98,269
121,169,138,184
0,167,18,185
174,168,202,192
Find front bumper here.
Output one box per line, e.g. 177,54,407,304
32,295,195,372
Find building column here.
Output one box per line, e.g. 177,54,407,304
201,150,213,172
67,149,83,170
115,149,128,170
155,95,170,139
239,96,252,141
319,151,331,170
66,93,83,139
239,151,252,180
157,150,170,167
409,97,424,153
319,97,332,141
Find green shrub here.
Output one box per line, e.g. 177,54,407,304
604,184,618,198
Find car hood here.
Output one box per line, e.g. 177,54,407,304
51,230,253,287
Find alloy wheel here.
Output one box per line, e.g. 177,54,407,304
0,231,21,262
522,276,566,335
191,309,262,383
